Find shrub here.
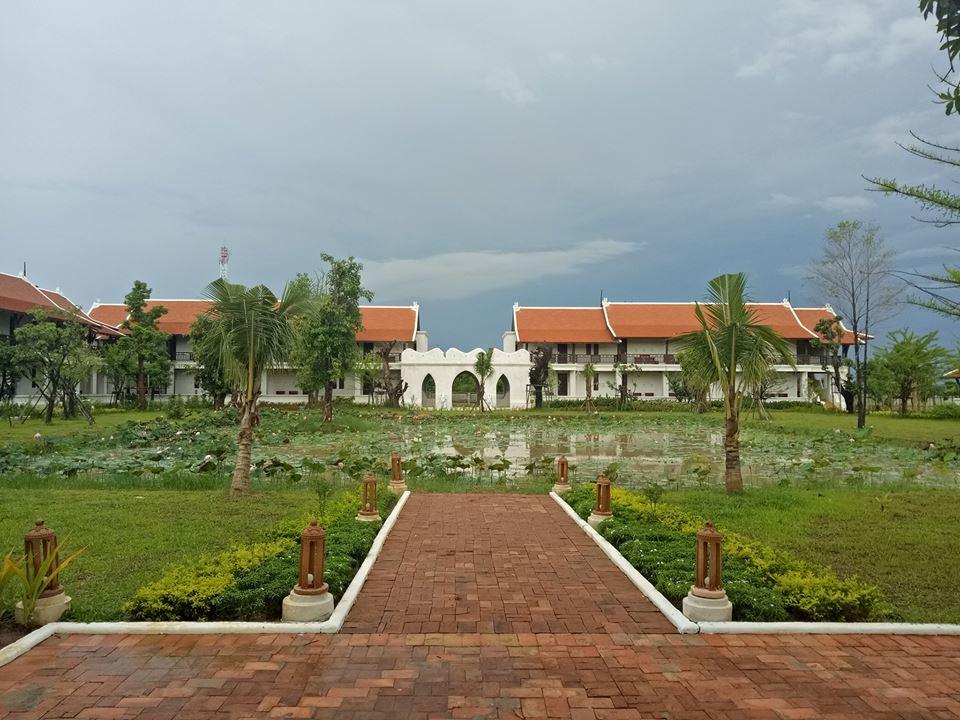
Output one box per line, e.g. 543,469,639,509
562,485,890,623
126,485,397,621
921,403,960,420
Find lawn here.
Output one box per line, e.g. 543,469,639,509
0,482,315,621
663,485,960,623
0,410,161,443
0,402,957,625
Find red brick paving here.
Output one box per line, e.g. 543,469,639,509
1,493,960,718
343,494,674,635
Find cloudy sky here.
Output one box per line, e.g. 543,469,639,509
3,1,960,349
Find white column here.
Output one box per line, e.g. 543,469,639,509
661,372,670,398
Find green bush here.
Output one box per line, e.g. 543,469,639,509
126,485,397,621
921,403,960,420
563,485,890,623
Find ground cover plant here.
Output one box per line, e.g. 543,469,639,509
562,485,893,623
0,402,957,627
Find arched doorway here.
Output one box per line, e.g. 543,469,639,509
496,374,510,408
451,371,480,408
421,374,436,408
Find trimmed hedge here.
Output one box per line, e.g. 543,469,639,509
564,486,891,622
125,485,397,621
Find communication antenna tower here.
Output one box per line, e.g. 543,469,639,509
219,246,230,280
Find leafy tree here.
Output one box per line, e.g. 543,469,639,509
189,313,231,410
870,329,948,414
610,361,643,409
582,361,596,412
807,221,900,429
100,340,136,405
375,341,408,407
13,310,100,424
194,278,311,496
747,366,784,421
290,256,372,422
120,281,170,408
677,273,795,494
354,352,381,405
919,0,960,114
811,316,855,413
528,346,553,408
0,337,16,402
473,348,495,411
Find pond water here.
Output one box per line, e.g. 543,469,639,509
283,415,960,489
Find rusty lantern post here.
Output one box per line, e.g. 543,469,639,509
682,521,732,621
553,456,570,494
388,452,407,493
587,474,612,528
691,522,725,599
357,473,381,521
294,518,328,596
24,519,63,599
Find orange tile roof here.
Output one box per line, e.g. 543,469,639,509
604,302,817,340
0,273,120,335
514,307,615,343
793,308,860,345
89,300,420,342
357,306,419,343
89,300,214,336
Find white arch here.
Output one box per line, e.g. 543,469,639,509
400,348,531,409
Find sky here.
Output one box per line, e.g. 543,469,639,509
2,1,960,350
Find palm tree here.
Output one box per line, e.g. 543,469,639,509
677,273,795,493
196,278,311,496
583,362,596,412
474,348,495,411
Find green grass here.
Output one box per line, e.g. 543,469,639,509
0,483,315,621
0,410,161,443
663,485,960,623
755,410,960,446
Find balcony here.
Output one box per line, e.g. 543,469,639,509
554,353,624,364
175,351,195,361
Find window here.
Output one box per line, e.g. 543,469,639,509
592,373,599,392
586,343,600,357
337,376,346,390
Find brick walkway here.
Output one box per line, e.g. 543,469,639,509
1,493,960,719
342,494,674,635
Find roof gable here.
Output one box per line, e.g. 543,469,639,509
357,305,418,343
514,307,616,344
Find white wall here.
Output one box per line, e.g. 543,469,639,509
401,348,531,409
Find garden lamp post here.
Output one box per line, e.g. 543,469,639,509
389,452,407,494
682,521,733,622
357,473,381,522
552,456,571,495
282,518,334,622
15,519,72,625
587,474,612,528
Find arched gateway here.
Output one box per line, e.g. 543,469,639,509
400,348,530,409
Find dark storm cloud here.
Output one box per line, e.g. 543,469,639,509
1,1,958,348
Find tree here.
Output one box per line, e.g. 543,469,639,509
375,342,408,407
13,310,100,424
529,346,553,408
807,221,900,429
611,361,642,409
120,282,170,408
871,329,947,414
747,366,783,421
189,314,232,410
919,1,960,114
290,256,372,422
194,278,311,496
677,273,795,493
100,340,136,405
669,351,710,412
474,348,495,411
810,316,855,413
354,352,381,405
0,337,16,402
582,362,596,412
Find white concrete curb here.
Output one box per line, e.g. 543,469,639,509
551,492,960,637
549,491,699,634
0,490,411,668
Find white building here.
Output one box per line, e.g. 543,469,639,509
87,300,425,404
503,299,858,404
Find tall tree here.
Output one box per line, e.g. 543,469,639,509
100,340,137,405
582,361,596,412
290,256,372,422
14,310,100,424
807,221,900,429
0,337,16,402
473,348,495,411
189,313,232,410
811,316,855,413
529,346,553,408
121,282,170,408
870,329,947,414
677,273,795,494
194,278,311,496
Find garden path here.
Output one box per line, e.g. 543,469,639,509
1,493,960,719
